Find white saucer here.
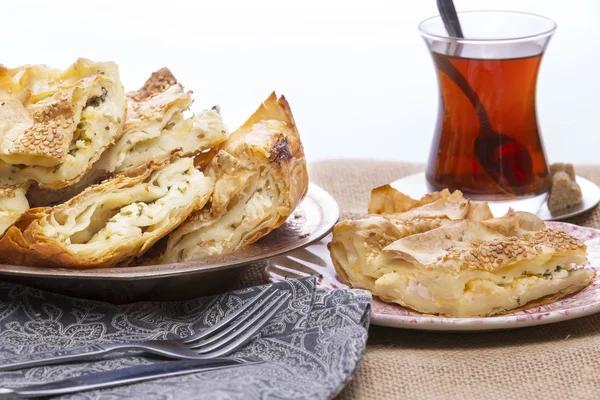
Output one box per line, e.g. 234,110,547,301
391,173,600,221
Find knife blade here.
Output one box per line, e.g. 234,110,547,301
0,357,261,399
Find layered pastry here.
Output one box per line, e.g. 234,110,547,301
0,59,126,189
368,185,456,214
162,92,308,263
0,157,213,268
329,188,494,292
98,68,226,175
0,185,29,235
0,58,309,270
27,68,226,207
329,187,594,317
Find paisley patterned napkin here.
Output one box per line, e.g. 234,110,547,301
0,277,371,399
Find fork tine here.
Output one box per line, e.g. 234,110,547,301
189,293,291,357
188,292,288,351
182,288,276,343
187,290,288,348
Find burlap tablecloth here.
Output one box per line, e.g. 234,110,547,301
239,159,600,400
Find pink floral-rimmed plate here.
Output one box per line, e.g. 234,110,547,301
264,222,600,331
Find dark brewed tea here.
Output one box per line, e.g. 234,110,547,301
425,47,550,199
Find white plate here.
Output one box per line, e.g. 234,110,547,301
265,222,600,331
391,173,600,221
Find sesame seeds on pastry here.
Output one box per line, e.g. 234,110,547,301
27,68,228,208
99,68,227,175
0,58,126,190
329,187,594,317
0,61,309,271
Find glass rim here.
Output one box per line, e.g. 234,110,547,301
418,10,557,44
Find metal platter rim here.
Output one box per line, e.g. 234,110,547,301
0,182,339,281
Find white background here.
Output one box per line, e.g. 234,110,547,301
3,0,599,164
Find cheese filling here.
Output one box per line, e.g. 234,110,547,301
374,262,590,317
162,115,298,263
0,186,29,235
0,60,125,189
330,231,592,317
166,169,279,262
108,108,226,174
40,157,213,259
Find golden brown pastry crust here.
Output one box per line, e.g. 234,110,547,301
368,185,451,214
329,190,491,290
104,68,226,174
0,59,126,190
128,68,178,102
380,217,585,273
368,184,494,221
329,188,593,317
162,92,308,262
0,156,214,268
0,64,310,269
28,68,227,207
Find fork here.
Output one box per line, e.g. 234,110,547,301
0,288,290,371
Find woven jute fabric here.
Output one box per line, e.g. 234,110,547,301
240,159,600,400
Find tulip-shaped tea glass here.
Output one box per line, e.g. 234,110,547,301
419,11,556,199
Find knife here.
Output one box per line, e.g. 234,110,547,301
0,357,261,399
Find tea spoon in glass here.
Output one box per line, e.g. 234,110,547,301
436,0,534,196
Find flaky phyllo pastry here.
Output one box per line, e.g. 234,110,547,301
27,68,226,207
0,157,213,268
162,92,308,263
98,68,226,175
0,59,308,269
329,188,493,290
329,186,594,317
0,185,29,235
0,59,125,231
0,59,125,189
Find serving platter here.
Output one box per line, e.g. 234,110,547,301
265,222,600,331
0,183,339,304
390,172,600,221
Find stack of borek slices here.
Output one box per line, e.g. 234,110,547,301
0,59,308,269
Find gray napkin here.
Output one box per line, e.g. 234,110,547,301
0,277,371,399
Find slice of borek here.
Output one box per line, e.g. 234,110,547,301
27,68,226,207
162,92,308,263
0,58,126,189
98,67,227,174
0,157,213,268
372,212,593,317
328,189,494,291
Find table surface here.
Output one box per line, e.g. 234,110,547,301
303,159,600,400
4,0,600,165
